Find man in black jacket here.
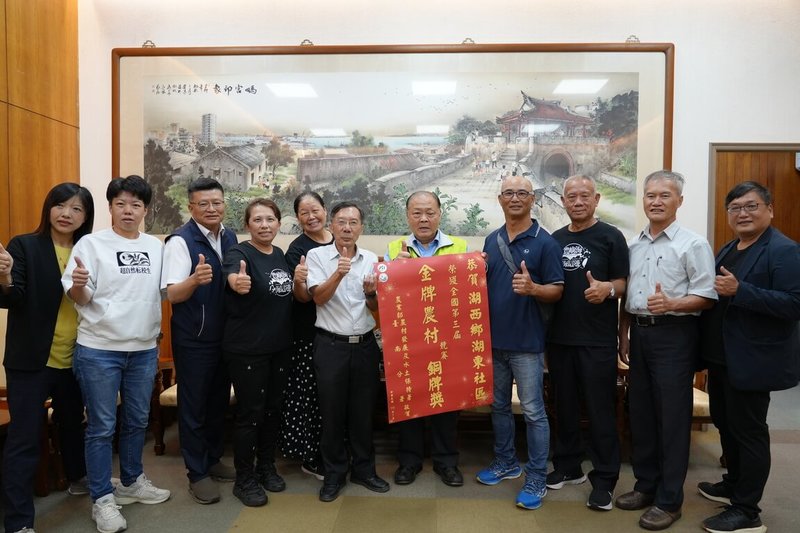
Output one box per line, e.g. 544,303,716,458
698,181,800,533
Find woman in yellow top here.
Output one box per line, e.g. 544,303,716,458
0,182,95,533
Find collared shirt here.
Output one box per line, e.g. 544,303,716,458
306,243,377,336
383,230,460,260
625,220,717,316
161,220,227,288
483,219,564,352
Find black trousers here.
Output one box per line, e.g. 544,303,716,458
313,331,381,483
396,410,460,469
2,367,86,532
707,362,771,516
174,342,230,483
547,344,620,491
628,320,697,512
225,349,291,476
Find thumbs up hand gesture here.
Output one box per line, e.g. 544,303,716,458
583,270,613,304
337,246,352,277
0,241,13,283
512,260,538,297
72,257,90,288
232,259,251,295
714,266,739,297
294,255,308,285
193,253,213,286
397,241,412,259
646,281,672,314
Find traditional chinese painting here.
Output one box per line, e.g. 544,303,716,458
115,44,672,238
375,252,492,423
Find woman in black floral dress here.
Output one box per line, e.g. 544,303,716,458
279,191,333,478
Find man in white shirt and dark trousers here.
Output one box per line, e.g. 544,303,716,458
616,171,717,531
306,201,390,502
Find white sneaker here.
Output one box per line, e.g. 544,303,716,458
92,494,127,533
113,473,170,505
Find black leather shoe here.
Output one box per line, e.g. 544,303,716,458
319,482,344,502
350,475,390,493
433,465,464,487
616,490,655,511
394,465,422,485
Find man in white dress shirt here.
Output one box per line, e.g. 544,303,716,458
306,201,390,502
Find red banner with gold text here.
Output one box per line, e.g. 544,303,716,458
374,251,493,423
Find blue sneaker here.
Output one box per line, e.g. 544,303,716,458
476,459,522,486
516,477,547,510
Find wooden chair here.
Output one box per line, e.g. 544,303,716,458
150,364,236,456
149,302,237,455
35,400,68,496
613,360,711,458
149,360,176,456
691,370,713,429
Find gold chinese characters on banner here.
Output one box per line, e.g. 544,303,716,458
374,252,493,423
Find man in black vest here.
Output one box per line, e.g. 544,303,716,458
162,178,237,504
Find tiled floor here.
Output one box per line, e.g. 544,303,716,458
9,385,800,532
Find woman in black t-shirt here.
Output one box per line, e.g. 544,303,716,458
223,198,293,507
278,191,333,479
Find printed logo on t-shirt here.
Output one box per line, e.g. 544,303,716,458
562,243,591,271
116,251,151,274
268,269,292,297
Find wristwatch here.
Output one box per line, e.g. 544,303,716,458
608,283,616,299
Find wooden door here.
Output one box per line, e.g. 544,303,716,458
709,144,800,250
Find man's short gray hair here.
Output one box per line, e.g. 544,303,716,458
563,174,597,190
643,170,685,195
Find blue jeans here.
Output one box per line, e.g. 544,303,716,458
491,350,550,481
73,344,157,501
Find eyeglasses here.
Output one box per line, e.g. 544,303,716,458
726,203,762,214
191,201,225,210
333,219,361,228
500,190,532,200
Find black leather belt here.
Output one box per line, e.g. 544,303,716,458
633,314,696,327
316,328,374,344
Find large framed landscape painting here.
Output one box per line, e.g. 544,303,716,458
113,43,673,239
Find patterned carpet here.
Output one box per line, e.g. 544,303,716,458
11,385,800,532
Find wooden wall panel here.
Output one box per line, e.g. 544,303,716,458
713,149,800,249
6,0,78,126
0,0,7,103
0,104,9,244
8,107,79,235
